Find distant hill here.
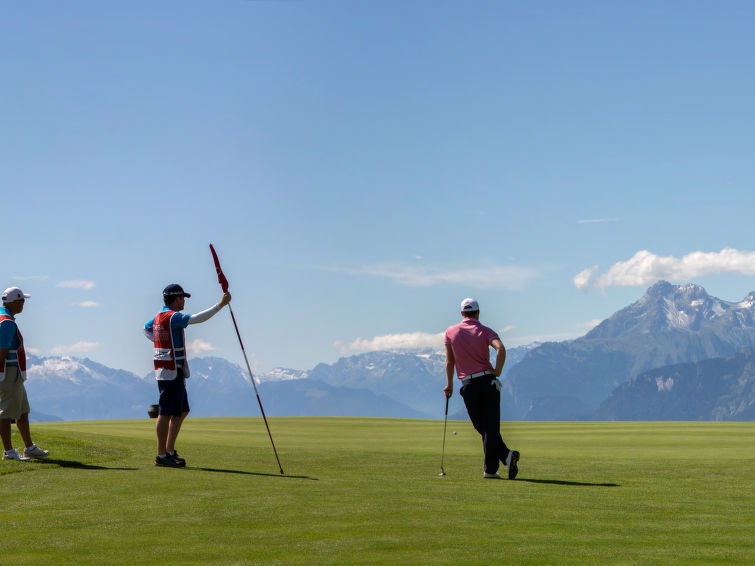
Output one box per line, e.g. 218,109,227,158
594,349,755,421
504,281,755,420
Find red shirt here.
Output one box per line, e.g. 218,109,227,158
444,318,499,378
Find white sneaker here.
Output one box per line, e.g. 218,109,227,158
3,448,30,461
23,444,49,459
483,472,502,479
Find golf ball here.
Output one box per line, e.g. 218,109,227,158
453,431,457,435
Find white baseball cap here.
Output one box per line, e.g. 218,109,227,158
2,287,31,303
460,298,479,312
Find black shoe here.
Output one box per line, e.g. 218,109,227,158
155,454,185,468
507,450,520,480
169,451,186,466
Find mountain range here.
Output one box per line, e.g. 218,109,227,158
20,281,755,422
503,281,755,420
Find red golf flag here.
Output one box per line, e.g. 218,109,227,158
209,244,229,293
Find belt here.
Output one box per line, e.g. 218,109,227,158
461,371,494,385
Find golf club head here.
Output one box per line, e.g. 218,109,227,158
439,470,446,476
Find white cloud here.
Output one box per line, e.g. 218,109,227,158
57,280,96,290
499,324,516,334
333,263,537,290
573,265,598,292
50,341,100,355
341,331,445,353
574,248,755,290
74,301,101,308
187,338,216,354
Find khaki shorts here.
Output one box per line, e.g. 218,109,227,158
0,366,30,420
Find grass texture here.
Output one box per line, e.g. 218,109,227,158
0,418,752,565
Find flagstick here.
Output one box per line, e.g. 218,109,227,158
210,244,284,475
227,304,284,475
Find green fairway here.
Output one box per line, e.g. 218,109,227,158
1,418,752,565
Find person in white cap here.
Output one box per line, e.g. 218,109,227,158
0,287,50,461
444,298,519,479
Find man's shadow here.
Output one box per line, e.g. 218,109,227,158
37,459,137,471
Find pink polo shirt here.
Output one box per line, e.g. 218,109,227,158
444,318,500,378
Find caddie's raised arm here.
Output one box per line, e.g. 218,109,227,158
187,292,231,325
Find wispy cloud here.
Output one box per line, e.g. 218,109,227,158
187,338,216,354
57,280,96,290
577,218,618,224
50,341,100,355
14,275,49,281
574,248,755,290
74,301,101,308
338,331,445,353
332,263,537,290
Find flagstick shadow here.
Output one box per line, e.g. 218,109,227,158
192,466,317,480
517,477,620,487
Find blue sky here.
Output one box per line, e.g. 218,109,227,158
4,1,755,377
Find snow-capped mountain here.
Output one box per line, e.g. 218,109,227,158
25,355,153,421
504,281,755,420
587,281,755,339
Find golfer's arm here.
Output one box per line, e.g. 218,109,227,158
491,339,506,377
0,349,7,366
445,344,456,389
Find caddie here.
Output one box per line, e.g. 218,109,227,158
0,287,50,461
144,283,231,467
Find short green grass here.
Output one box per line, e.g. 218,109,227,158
1,418,752,565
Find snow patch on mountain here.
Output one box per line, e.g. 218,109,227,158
258,368,309,382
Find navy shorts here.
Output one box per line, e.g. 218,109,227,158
157,369,190,417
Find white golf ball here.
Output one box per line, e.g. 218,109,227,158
453,431,457,435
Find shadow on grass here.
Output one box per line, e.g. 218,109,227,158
38,458,137,471
192,466,317,480
517,477,619,487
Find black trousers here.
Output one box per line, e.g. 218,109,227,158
460,375,510,475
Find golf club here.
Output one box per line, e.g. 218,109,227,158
439,395,449,476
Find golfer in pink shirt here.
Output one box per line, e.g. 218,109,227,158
444,298,520,479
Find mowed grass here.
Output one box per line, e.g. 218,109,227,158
0,418,753,565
